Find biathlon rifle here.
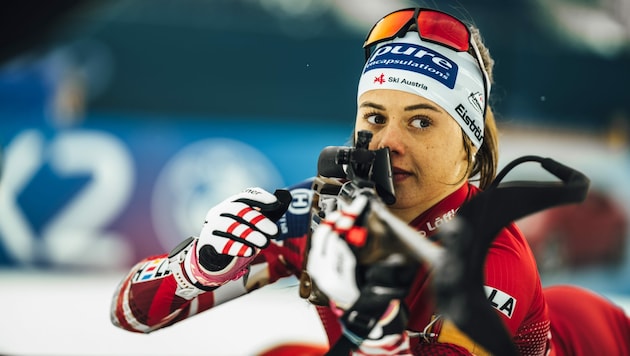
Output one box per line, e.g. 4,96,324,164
299,130,590,356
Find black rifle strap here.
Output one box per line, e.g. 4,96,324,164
433,156,589,355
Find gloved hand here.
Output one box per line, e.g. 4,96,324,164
190,187,291,287
307,193,417,348
306,194,368,310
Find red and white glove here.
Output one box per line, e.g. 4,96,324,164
307,194,368,310
195,187,290,282
169,187,290,299
307,193,415,353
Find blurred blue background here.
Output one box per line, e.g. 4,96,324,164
0,0,629,354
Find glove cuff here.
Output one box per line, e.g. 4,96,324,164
168,237,218,300
188,240,251,286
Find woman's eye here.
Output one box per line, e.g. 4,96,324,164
366,114,385,125
411,117,432,129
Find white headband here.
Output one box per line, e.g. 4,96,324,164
357,32,487,148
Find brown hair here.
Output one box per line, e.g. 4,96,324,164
464,25,499,190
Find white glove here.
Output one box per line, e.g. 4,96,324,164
187,187,290,287
306,194,369,310
199,187,284,258
307,193,417,350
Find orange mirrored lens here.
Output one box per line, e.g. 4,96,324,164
417,11,470,51
364,9,415,48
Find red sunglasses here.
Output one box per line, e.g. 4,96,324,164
363,8,490,104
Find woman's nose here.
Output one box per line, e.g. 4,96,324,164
377,123,405,154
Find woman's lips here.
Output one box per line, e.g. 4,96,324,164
392,167,412,182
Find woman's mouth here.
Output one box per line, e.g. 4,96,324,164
392,167,412,183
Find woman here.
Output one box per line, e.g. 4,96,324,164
302,8,547,355
111,7,629,355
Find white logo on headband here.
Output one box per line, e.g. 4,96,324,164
468,91,484,115
364,43,458,89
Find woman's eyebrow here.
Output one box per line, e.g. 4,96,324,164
359,101,443,113
404,103,443,112
359,101,385,110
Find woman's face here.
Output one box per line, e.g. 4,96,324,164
355,89,470,222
